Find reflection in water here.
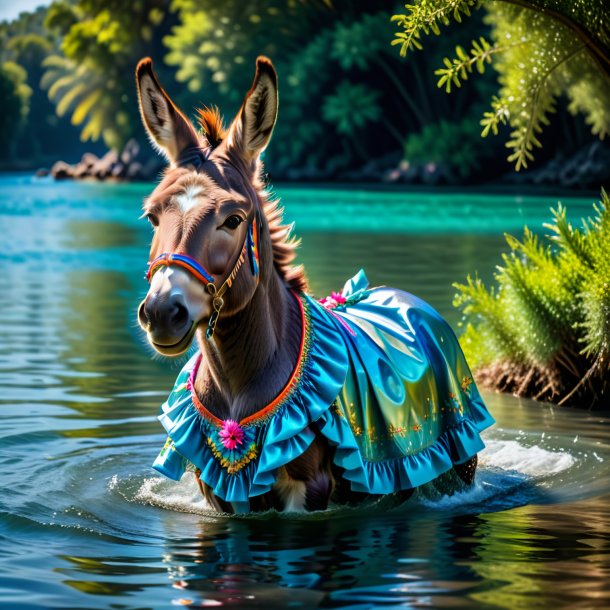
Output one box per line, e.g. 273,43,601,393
1,177,609,609
144,493,609,609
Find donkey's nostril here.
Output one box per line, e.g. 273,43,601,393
138,300,150,328
139,293,191,344
170,301,189,328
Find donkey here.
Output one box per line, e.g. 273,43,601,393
135,56,494,513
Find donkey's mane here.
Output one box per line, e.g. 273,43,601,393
261,194,308,292
197,105,308,293
197,106,225,149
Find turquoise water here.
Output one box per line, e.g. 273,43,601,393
0,174,609,609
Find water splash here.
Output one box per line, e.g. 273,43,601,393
480,439,575,477
120,438,578,518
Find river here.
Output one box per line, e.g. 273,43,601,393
0,175,608,609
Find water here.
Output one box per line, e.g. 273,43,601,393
1,174,609,609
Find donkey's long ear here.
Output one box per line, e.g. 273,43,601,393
227,56,278,164
136,58,202,165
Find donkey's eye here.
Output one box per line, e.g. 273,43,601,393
222,215,244,230
146,213,159,227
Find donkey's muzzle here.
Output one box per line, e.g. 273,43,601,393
138,293,193,353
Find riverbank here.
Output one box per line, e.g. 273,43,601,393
22,139,610,189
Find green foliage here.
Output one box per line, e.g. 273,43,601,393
434,37,497,93
392,0,610,171
164,3,414,172
404,115,490,177
391,0,478,56
0,61,32,157
41,0,172,151
454,191,610,406
164,0,307,106
6,33,52,68
1,0,504,178
330,13,388,70
322,81,381,134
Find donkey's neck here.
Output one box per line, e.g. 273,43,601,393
194,271,301,421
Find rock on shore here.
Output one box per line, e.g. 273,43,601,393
48,139,163,182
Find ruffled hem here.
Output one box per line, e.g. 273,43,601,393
318,393,494,494
152,273,496,503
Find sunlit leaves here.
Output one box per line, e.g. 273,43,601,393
391,0,478,57
0,61,31,157
42,54,108,143
480,96,509,137
435,37,496,93
1,61,31,119
392,0,610,171
164,0,303,104
41,0,170,150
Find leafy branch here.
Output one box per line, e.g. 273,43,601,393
435,37,510,93
506,43,586,171
480,96,510,137
391,0,479,57
391,0,610,171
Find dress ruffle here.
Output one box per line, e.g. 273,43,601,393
153,296,349,503
317,392,493,493
152,271,495,504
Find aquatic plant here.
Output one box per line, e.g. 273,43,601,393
453,190,610,408
392,1,610,170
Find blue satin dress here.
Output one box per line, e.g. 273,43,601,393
153,270,495,505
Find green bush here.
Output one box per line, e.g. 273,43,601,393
404,116,489,178
454,190,610,407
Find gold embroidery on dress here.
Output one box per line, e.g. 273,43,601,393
206,438,259,475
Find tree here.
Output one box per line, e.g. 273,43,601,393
163,1,475,176
41,0,174,151
392,0,610,170
0,61,32,159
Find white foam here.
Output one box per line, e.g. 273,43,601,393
111,440,577,517
480,439,575,477
139,476,212,513
417,478,502,510
114,475,216,515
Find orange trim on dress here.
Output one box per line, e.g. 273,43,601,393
189,292,308,428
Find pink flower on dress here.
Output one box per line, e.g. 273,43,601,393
319,291,347,310
219,419,244,450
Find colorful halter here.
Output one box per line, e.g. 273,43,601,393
146,214,260,340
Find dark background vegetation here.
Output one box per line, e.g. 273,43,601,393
0,0,607,186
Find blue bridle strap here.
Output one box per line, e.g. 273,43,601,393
146,253,215,285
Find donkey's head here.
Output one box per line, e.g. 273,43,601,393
136,56,304,356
